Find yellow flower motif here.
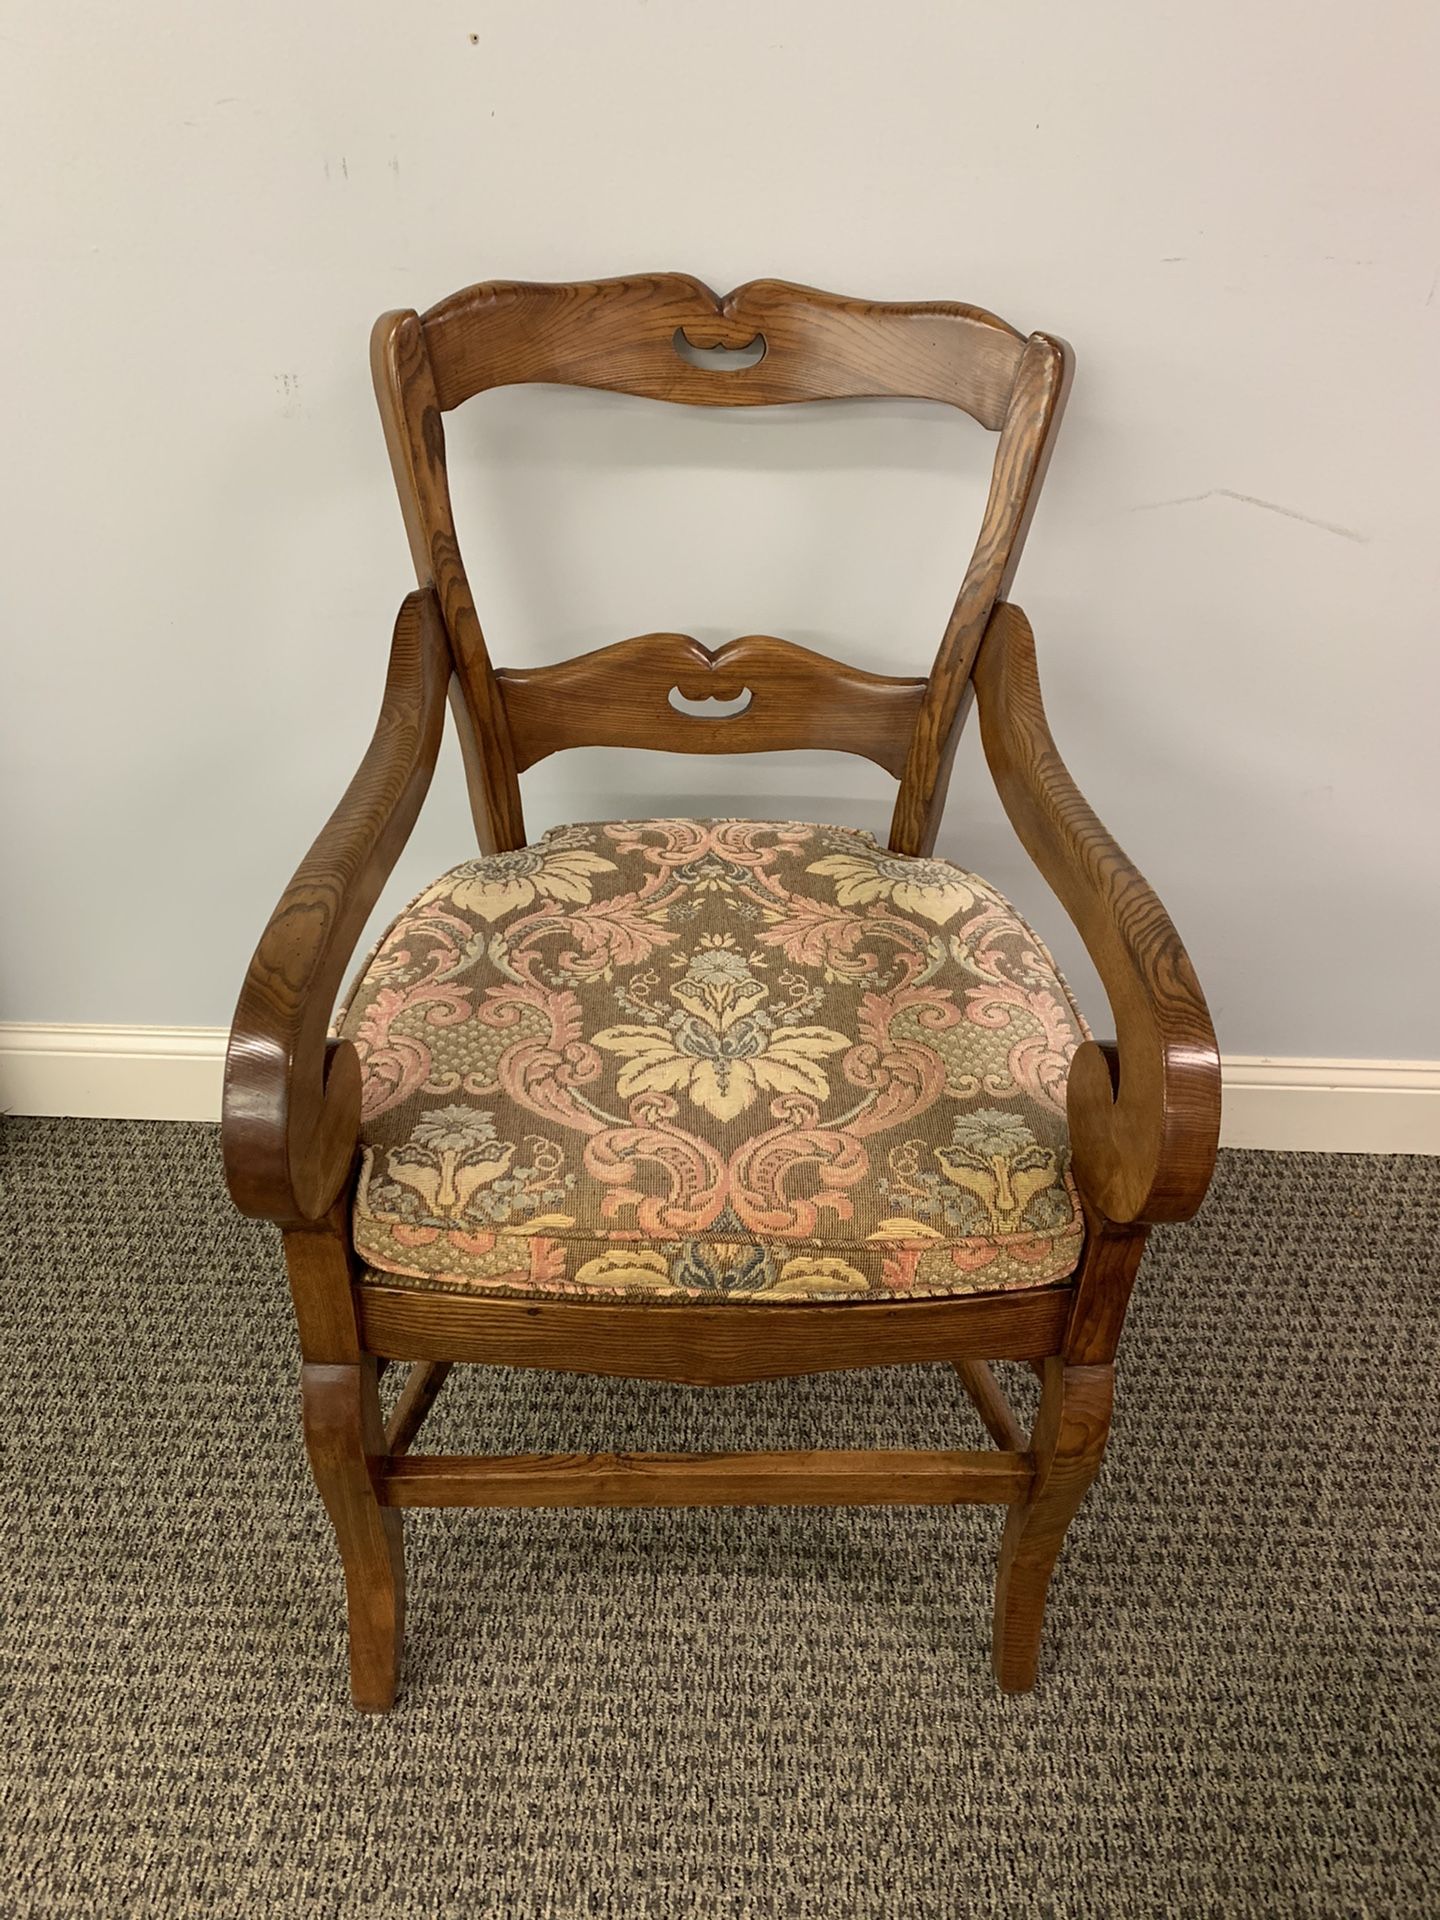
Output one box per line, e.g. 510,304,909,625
760,1256,870,1299
449,842,615,921
593,1020,851,1123
807,850,978,926
572,1249,679,1294
594,944,852,1123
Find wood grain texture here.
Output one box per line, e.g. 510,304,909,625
282,1204,363,1366
955,1360,1028,1452
992,1357,1113,1692
221,590,450,1226
301,1359,406,1712
357,1284,1073,1384
381,1448,1033,1510
1062,1201,1150,1368
371,308,526,853
973,602,1222,1225
497,632,927,777
382,1360,453,1459
889,334,1072,855
420,274,1027,425
373,276,1070,861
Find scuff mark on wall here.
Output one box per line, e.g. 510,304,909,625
1130,488,1366,543
274,372,302,419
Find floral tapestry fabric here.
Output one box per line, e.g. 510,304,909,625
339,820,1088,1303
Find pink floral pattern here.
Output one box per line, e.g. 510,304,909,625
339,821,1088,1302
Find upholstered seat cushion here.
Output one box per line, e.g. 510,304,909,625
338,820,1088,1303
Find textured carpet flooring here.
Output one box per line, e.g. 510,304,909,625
2,1120,1436,1918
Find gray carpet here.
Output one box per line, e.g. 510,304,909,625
2,1120,1436,1919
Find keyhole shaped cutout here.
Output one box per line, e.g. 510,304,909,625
668,685,754,719
672,327,767,372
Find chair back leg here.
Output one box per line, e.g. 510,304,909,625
301,1358,407,1711
992,1357,1113,1691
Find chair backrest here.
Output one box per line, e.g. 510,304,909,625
371,274,1071,857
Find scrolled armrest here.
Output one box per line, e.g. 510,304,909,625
222,588,451,1225
973,602,1220,1224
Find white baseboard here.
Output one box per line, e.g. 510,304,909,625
0,1024,1437,1154
0,1024,227,1124
1214,1056,1440,1153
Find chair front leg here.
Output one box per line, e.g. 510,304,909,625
301,1356,406,1711
992,1356,1113,1692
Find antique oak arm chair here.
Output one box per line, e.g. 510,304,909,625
222,276,1220,1711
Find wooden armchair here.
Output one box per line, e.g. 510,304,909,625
222,276,1220,1711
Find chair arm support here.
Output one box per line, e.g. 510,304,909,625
222,589,451,1225
972,603,1221,1225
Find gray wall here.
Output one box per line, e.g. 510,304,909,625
3,2,1437,1060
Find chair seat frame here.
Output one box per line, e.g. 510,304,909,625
222,277,1220,1709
